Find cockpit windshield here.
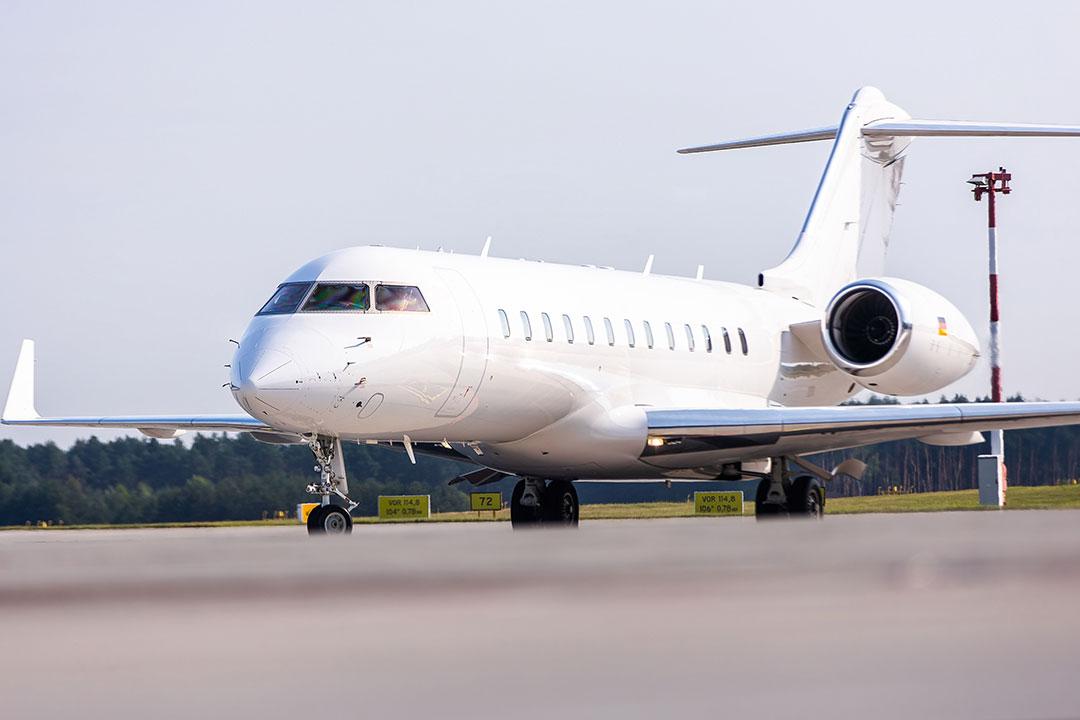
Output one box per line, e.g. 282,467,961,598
375,285,429,312
302,283,371,312
257,283,313,315
256,281,428,316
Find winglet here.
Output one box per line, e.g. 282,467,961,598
2,340,39,423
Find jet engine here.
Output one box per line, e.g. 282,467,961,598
821,278,979,396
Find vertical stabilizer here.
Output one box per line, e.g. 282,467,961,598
679,87,1080,308
759,87,910,306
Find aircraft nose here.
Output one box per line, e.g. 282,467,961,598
232,345,303,419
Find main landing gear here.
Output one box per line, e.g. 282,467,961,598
754,457,826,519
510,478,580,528
306,436,356,536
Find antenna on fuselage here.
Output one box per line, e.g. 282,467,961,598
480,236,492,258
642,254,654,276
696,265,705,280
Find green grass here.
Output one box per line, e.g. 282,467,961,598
4,484,1079,530
827,483,1080,514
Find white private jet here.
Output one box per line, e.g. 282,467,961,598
6,87,1080,534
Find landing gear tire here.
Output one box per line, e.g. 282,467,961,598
307,505,327,533
754,477,788,519
542,479,579,527
787,475,825,518
510,479,544,528
307,504,353,536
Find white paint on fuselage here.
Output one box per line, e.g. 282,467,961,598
231,246,857,479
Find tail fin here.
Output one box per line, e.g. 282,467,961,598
679,86,1080,307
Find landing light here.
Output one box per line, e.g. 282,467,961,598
646,436,665,448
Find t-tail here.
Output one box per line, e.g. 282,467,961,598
679,86,1080,307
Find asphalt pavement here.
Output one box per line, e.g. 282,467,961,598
1,512,1078,719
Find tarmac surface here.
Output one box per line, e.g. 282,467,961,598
2,512,1079,719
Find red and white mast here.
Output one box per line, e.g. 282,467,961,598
969,167,1012,505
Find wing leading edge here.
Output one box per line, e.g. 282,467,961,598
643,402,1080,467
1,339,270,436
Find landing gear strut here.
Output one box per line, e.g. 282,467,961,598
306,436,355,536
510,478,579,528
754,457,825,519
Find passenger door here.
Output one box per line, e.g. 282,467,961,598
434,268,489,417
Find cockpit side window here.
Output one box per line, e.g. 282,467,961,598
302,283,370,312
375,285,430,312
258,282,313,315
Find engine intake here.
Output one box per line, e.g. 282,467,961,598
828,286,902,365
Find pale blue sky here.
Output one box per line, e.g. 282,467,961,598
3,0,1079,446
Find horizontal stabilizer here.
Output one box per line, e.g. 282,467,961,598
863,119,1080,138
679,119,1080,154
677,126,838,154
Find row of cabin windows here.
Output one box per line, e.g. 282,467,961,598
495,309,749,355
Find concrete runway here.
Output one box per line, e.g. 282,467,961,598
2,512,1079,719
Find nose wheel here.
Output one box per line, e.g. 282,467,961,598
307,504,353,535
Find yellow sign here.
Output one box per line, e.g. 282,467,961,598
378,495,431,520
470,492,502,511
694,491,744,516
297,502,321,523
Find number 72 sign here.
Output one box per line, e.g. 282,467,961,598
470,492,502,511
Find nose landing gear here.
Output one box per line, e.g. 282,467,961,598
305,436,357,536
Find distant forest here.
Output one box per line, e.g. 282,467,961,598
1,395,1078,525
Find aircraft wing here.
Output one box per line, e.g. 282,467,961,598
2,340,271,437
642,402,1080,466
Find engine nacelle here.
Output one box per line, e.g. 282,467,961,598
821,278,980,396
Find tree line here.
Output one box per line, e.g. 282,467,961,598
0,394,1077,525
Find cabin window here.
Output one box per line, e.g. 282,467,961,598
302,283,371,312
643,321,654,349
258,282,313,315
498,309,510,338
520,311,533,341
624,320,636,348
721,326,732,354
738,328,749,355
701,324,713,353
562,314,575,343
374,284,429,312
665,322,675,350
603,317,615,346
584,316,596,345
541,313,554,342
684,324,696,352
